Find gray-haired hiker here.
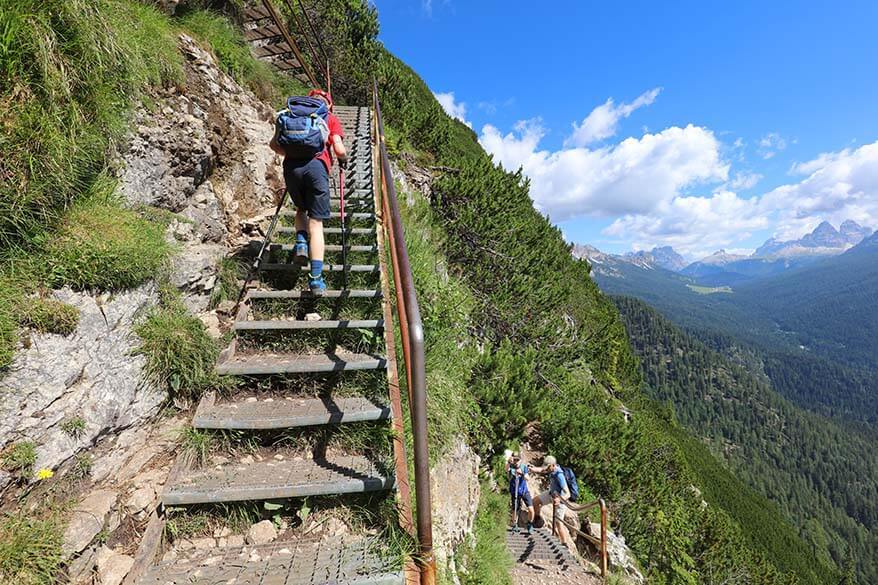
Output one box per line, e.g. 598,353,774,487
531,455,575,548
269,89,348,296
505,452,535,534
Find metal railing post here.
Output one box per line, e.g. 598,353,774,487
600,498,608,580
373,81,436,585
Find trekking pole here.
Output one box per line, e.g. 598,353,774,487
235,188,288,308
339,164,348,290
513,475,520,531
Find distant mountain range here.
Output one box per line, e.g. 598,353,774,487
578,219,873,287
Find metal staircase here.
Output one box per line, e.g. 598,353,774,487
129,3,436,583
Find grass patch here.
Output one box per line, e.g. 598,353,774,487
19,297,79,335
458,485,513,585
2,441,37,480
0,513,64,585
0,0,182,250
209,257,245,309
237,328,385,355
41,179,172,291
686,284,733,295
399,196,479,461
134,288,223,402
60,417,87,439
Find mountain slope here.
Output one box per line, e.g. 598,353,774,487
614,296,878,583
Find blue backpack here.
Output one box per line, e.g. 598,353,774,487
562,467,580,502
275,96,329,159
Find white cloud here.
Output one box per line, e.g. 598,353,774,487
479,121,728,222
604,190,768,258
758,132,787,159
434,91,471,128
761,141,878,239
728,171,763,190
567,88,662,147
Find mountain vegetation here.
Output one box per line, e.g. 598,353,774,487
615,296,878,583
0,0,857,582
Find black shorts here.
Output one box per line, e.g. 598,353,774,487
511,491,533,509
283,157,330,220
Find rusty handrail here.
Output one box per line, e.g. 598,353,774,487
373,81,436,585
282,0,330,90
259,0,320,89
553,498,609,580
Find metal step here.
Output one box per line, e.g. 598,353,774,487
139,536,403,585
505,527,580,571
280,211,375,221
259,263,380,273
162,454,393,505
247,289,382,300
217,351,387,375
277,226,376,236
193,393,391,430
234,319,383,331
268,243,378,253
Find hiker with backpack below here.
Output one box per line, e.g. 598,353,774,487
505,451,535,534
531,455,579,550
269,89,348,296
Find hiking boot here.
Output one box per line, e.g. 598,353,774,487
512,525,520,534
526,522,533,534
293,241,309,266
309,275,326,297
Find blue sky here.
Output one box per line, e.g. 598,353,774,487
374,0,878,259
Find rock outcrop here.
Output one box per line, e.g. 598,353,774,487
431,438,481,585
0,286,162,490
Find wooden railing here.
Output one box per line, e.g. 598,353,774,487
553,497,609,579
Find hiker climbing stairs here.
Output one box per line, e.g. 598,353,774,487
138,105,409,584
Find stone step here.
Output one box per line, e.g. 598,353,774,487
234,319,383,331
247,289,382,300
193,393,391,430
139,536,403,585
162,454,393,505
216,351,387,375
259,263,380,273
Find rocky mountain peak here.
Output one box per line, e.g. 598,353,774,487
840,220,873,243
650,246,688,272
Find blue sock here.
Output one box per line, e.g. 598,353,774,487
296,230,308,244
310,259,323,280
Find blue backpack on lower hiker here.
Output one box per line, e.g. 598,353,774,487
275,96,329,159
562,466,580,502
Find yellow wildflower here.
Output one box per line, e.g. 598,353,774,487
36,468,54,480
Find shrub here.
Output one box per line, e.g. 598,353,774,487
41,180,172,291
19,297,79,335
2,441,37,480
134,291,221,402
0,513,64,585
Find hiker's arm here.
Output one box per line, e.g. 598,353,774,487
332,135,348,165
529,465,545,474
